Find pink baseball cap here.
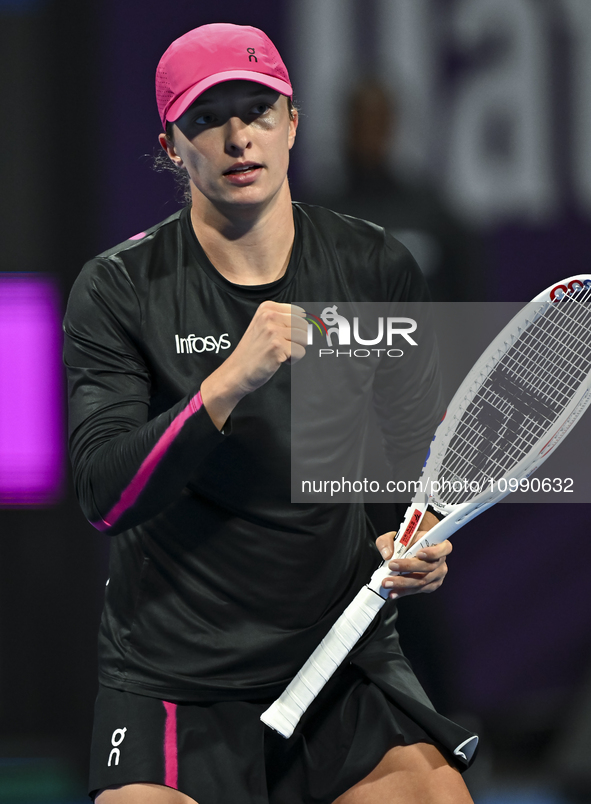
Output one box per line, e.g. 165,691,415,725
156,23,293,130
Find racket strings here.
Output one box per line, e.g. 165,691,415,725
515,310,591,389
435,290,591,505
505,333,584,406
443,365,562,480
516,295,591,395
441,399,542,490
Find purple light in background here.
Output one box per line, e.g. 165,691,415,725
0,274,64,505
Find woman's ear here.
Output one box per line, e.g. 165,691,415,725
158,132,183,168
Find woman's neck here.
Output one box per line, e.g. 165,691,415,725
190,180,295,286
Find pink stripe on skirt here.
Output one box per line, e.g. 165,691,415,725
162,701,178,789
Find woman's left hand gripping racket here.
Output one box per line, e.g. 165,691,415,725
261,275,591,739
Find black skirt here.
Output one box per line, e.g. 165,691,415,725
89,611,478,804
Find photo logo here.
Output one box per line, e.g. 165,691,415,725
305,305,418,357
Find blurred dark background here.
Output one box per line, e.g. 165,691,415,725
1,1,591,802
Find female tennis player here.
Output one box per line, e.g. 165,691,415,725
63,23,476,804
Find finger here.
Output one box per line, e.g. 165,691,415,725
392,555,446,575
286,342,307,365
413,540,453,561
257,304,306,333
274,313,309,336
390,577,446,598
269,310,306,327
383,574,433,593
289,322,310,345
375,531,397,560
382,564,448,593
384,564,447,585
289,326,310,347
260,301,306,315
275,324,309,364
400,566,448,595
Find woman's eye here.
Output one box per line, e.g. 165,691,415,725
194,113,216,125
251,103,270,115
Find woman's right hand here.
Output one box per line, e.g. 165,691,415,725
200,301,308,429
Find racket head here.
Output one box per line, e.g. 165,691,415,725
413,275,591,518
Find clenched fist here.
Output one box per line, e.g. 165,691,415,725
200,301,308,429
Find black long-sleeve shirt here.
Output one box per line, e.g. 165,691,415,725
63,203,443,702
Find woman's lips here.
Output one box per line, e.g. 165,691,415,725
223,164,263,185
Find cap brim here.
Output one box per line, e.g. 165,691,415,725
164,70,293,128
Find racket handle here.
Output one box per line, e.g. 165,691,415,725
260,585,385,737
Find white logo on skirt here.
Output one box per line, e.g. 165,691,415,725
108,727,127,766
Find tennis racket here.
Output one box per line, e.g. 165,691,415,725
261,275,591,738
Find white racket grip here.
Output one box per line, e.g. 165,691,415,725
260,585,385,737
